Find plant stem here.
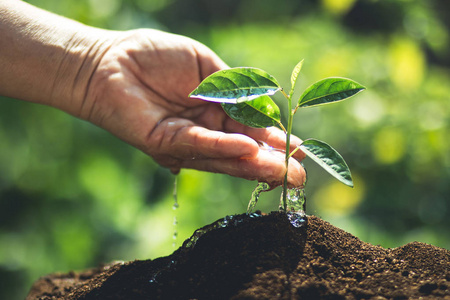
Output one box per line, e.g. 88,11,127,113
282,89,294,211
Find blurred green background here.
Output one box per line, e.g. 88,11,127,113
1,0,449,298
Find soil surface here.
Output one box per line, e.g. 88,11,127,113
27,212,450,299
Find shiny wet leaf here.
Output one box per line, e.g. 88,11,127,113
189,67,281,103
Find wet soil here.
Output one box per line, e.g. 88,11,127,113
27,212,450,299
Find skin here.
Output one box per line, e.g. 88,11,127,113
0,0,306,188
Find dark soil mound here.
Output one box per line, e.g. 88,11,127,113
27,212,450,299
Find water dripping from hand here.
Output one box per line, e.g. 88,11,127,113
247,182,270,214
172,175,179,248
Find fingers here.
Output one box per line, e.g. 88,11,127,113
173,125,260,159
177,147,306,188
146,119,306,187
146,118,260,162
224,119,306,161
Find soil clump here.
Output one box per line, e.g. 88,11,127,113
27,212,450,299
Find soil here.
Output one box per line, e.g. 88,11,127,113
27,212,450,299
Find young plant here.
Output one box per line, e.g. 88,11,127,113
189,60,365,212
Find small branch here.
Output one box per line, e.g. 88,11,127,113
281,89,290,100
278,122,287,133
288,145,302,159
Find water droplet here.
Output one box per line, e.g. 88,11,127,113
258,141,275,152
172,176,179,210
247,182,270,214
172,176,179,248
172,228,178,247
149,271,160,283
286,211,307,228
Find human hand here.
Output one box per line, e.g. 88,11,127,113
0,2,305,187
79,29,306,187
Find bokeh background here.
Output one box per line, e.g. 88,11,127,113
1,0,449,298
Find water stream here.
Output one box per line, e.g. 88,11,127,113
280,187,306,214
248,183,307,215
247,181,307,228
172,176,179,248
280,186,307,228
247,182,271,214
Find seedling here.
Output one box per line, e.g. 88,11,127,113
189,60,365,213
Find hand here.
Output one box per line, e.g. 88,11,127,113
82,29,306,187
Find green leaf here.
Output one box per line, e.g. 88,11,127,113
300,139,353,187
221,96,281,128
289,59,304,97
189,67,281,103
298,77,365,108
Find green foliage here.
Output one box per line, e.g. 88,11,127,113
300,139,353,188
190,63,364,208
298,77,365,108
289,59,304,98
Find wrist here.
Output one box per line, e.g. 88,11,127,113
49,27,117,118
0,1,116,118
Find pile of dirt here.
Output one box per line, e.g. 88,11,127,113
27,212,450,299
